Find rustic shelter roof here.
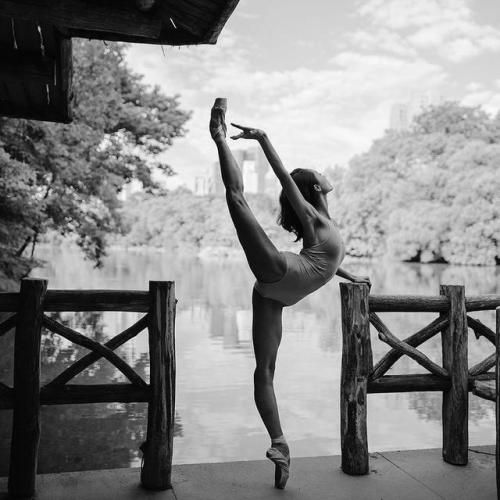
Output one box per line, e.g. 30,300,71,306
0,0,240,122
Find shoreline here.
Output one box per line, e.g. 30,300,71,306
35,242,499,267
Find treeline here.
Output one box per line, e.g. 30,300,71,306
119,102,499,266
116,189,296,254
331,102,499,266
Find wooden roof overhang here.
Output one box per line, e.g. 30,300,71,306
0,0,239,123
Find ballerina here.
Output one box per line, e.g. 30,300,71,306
209,98,370,489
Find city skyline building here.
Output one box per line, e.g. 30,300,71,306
194,146,281,197
390,90,444,131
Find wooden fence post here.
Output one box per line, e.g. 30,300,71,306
440,284,468,465
340,282,372,475
141,281,176,490
496,307,500,495
8,278,47,497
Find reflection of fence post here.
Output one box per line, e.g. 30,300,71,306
440,284,468,465
142,281,176,490
340,282,372,475
8,278,47,497
496,307,500,494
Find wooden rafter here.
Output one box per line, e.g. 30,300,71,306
0,0,162,39
0,49,54,85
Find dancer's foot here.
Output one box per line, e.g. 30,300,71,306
266,442,290,489
210,97,227,141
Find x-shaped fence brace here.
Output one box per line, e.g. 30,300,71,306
369,312,497,390
0,311,150,391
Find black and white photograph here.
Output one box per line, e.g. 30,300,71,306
0,1,499,499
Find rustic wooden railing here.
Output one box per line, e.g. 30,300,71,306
340,282,500,478
0,278,176,497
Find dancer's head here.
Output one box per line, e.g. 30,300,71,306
277,168,333,241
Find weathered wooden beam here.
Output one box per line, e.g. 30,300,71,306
467,316,496,345
8,278,47,498
42,314,147,388
496,307,500,495
0,48,55,85
62,25,196,46
440,285,468,466
0,104,70,123
0,290,150,312
0,0,162,39
369,294,500,313
41,383,150,405
44,290,151,312
204,0,240,43
472,380,495,401
369,374,451,393
340,283,371,476
48,315,149,386
469,353,496,377
1,383,151,409
0,313,17,336
56,34,72,122
0,382,13,409
370,315,448,379
142,281,176,490
159,0,208,38
368,373,494,393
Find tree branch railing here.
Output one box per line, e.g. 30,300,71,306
0,278,177,497
41,314,148,388
340,282,500,478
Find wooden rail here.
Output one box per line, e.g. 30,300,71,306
0,278,177,497
340,283,500,481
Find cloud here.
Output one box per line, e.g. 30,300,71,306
357,0,500,62
343,29,418,58
462,82,500,114
126,31,447,188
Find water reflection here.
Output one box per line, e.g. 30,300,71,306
0,245,498,474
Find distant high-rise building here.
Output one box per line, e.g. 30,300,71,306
197,146,281,197
390,90,444,131
390,103,410,131
211,161,225,195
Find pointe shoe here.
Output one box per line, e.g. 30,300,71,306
210,97,227,140
266,444,290,489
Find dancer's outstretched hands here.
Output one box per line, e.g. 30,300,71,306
230,123,266,141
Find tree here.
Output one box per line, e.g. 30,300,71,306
333,102,500,266
0,40,191,290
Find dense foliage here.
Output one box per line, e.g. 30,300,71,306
0,40,190,289
116,188,294,254
332,102,500,265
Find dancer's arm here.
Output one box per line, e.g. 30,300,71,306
336,267,371,287
231,124,317,224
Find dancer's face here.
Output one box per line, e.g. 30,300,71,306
313,170,333,194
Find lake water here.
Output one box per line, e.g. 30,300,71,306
0,245,499,475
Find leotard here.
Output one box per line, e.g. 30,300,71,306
254,219,345,306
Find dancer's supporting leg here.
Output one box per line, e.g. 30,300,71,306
252,287,284,439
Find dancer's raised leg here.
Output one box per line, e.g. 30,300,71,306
210,99,286,283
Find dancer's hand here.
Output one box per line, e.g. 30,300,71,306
230,123,266,141
352,275,372,288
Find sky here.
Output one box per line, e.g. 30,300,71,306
125,0,500,190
